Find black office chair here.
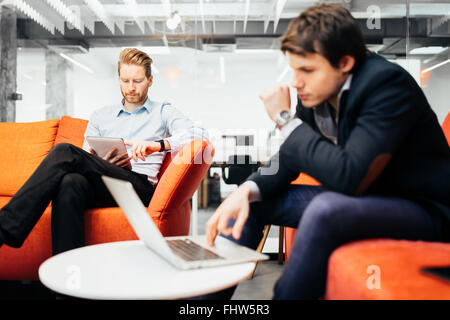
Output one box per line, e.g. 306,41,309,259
221,154,259,185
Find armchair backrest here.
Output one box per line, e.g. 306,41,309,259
54,116,88,147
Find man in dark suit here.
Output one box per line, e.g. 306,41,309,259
204,4,450,299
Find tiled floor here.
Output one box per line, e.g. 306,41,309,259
232,260,284,300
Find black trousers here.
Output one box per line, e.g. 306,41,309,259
0,143,154,255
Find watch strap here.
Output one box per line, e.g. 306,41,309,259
157,139,165,152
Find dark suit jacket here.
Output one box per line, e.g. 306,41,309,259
248,53,450,226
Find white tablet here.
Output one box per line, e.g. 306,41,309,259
86,136,127,158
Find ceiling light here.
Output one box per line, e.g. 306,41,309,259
152,64,159,75
243,0,250,33
277,64,290,83
59,53,94,74
198,0,206,33
173,13,181,25
421,59,450,74
410,46,448,55
166,19,178,30
166,11,181,30
162,35,169,47
274,0,287,32
367,44,384,53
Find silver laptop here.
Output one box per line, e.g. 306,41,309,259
102,176,269,270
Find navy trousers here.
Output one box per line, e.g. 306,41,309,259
196,185,446,300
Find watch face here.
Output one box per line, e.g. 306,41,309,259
276,111,291,126
280,111,290,120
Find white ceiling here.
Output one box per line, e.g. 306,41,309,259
3,0,449,36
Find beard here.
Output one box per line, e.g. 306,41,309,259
121,89,148,105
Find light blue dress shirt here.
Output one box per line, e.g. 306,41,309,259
83,97,208,185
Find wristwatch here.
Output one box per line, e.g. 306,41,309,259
157,139,166,152
275,110,292,128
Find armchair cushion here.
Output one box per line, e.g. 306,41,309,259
0,119,59,196
325,239,450,300
84,207,139,245
54,116,88,148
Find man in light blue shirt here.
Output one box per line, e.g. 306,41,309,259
0,48,207,255
83,96,207,185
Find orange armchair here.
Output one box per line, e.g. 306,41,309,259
0,116,213,280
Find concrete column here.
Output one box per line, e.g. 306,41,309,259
45,50,74,119
0,6,18,122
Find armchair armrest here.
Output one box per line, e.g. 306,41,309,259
147,139,214,235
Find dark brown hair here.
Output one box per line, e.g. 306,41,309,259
281,4,368,71
118,48,153,78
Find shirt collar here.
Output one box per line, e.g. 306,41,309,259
116,97,152,117
337,74,352,105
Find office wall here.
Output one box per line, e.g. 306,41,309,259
423,61,450,124
17,47,295,163
70,47,290,133
15,47,449,198
15,49,47,122
16,47,448,129
395,58,450,125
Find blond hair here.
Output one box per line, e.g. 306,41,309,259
118,48,153,78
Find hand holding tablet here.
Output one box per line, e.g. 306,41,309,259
87,136,164,164
86,136,127,158
87,136,131,169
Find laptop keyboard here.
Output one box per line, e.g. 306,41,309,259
166,239,224,261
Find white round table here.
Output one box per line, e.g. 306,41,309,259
39,240,255,300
